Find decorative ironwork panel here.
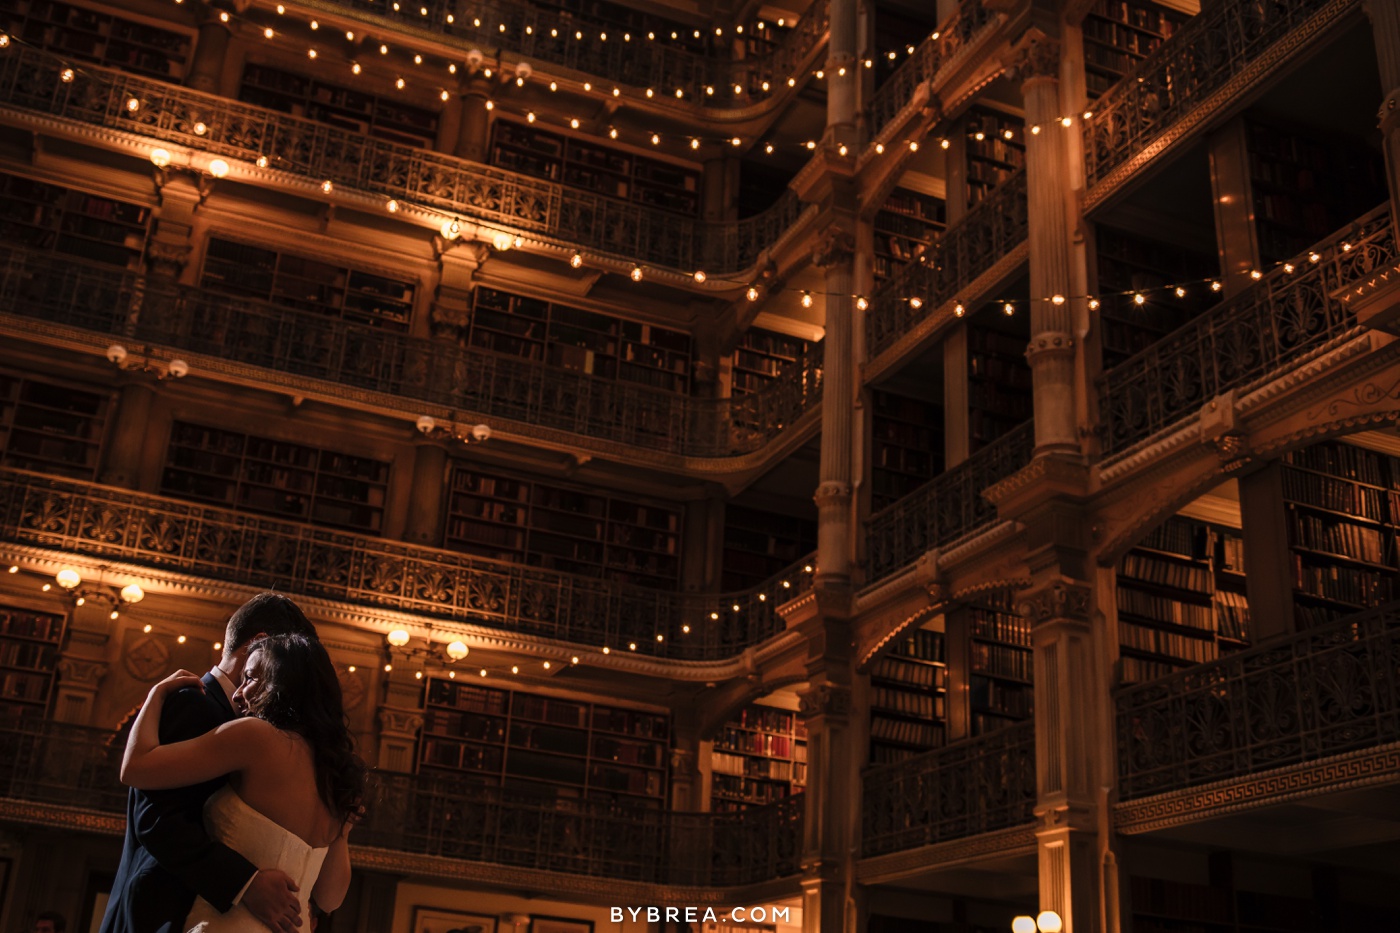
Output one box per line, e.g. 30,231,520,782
866,171,1028,357
0,719,129,814
0,44,806,275
866,0,998,138
0,246,823,458
866,422,1034,582
1098,205,1394,454
1116,601,1400,800
861,721,1036,857
0,469,823,658
1084,0,1347,189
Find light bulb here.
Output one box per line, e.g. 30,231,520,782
207,159,229,178
1003,302,1015,315
214,642,222,651
909,297,923,309
1036,911,1063,933
150,148,171,168
1088,298,1101,310
321,180,333,193
693,270,706,283
908,141,919,151
386,629,410,647
1012,918,1036,933
855,296,869,311
1175,286,1186,297
56,569,81,590
954,302,965,316
1051,294,1065,305
570,253,583,268
630,266,643,282
60,68,74,83
446,640,469,660
440,219,461,239
1133,293,1146,305
801,292,813,308
177,635,187,644
746,287,759,301
120,583,144,604
256,155,268,168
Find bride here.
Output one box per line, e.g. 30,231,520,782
122,634,366,931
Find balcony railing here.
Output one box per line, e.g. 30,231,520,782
322,0,829,110
866,0,998,138
1084,0,1350,190
0,43,809,275
860,721,1036,857
0,468,819,660
865,422,1035,583
1097,204,1393,455
1116,601,1400,801
0,719,803,887
867,171,1028,357
0,247,822,460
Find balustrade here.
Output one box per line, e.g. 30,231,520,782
0,44,808,275
323,0,828,109
1098,205,1394,455
865,422,1034,583
1116,600,1400,800
0,718,803,886
860,721,1036,857
0,247,822,459
1084,0,1352,190
0,467,817,659
866,171,1028,358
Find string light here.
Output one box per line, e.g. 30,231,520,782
1003,302,1015,315
570,253,583,268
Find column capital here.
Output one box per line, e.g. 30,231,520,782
811,225,857,268
1016,577,1092,626
57,658,109,689
377,707,424,739
1007,29,1061,84
798,682,854,720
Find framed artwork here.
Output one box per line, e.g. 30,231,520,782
529,917,593,933
411,908,497,933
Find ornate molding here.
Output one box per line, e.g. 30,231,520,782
1006,31,1061,83
1016,578,1091,625
857,823,1037,883
813,481,852,509
377,707,425,738
811,227,857,269
798,683,854,719
56,658,109,689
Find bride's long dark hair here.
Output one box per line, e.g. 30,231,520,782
244,633,366,821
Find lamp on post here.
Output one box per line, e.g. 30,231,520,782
1011,912,1062,933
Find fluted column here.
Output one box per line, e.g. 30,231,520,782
99,380,156,489
798,679,858,933
187,5,230,95
455,76,493,163
827,0,859,151
815,231,856,585
403,440,447,545
1369,1,1400,230
53,602,114,726
1015,34,1078,456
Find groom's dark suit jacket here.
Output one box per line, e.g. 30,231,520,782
100,671,259,933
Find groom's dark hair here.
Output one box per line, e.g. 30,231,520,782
223,592,317,656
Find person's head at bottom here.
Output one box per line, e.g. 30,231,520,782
34,912,65,933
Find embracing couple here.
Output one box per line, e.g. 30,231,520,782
101,593,367,933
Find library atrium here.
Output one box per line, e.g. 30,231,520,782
0,0,1399,930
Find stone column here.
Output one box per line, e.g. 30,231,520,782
433,242,488,341
1370,1,1400,230
455,77,493,163
1017,576,1112,933
827,0,859,152
798,677,858,933
669,745,703,810
99,380,156,489
186,6,230,95
54,602,114,726
1015,33,1078,457
402,441,447,545
814,229,856,585
376,703,424,773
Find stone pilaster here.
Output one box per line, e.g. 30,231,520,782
187,5,231,95
54,602,117,726
403,441,448,545
455,77,493,163
814,227,857,585
432,241,489,341
1369,1,1400,233
1013,33,1079,457
668,746,702,811
99,380,156,489
798,679,858,933
375,705,424,773
826,0,859,151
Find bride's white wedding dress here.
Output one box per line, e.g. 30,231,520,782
184,787,329,933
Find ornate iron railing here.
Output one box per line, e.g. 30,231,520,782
0,719,803,886
1116,601,1400,801
0,468,819,660
866,0,998,137
1084,0,1349,189
0,43,808,275
866,422,1035,582
1097,205,1394,455
867,171,1028,356
0,247,822,459
860,721,1036,857
325,0,829,109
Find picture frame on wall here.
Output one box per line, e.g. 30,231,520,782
411,908,498,933
528,917,594,933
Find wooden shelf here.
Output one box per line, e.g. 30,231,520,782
721,505,816,592
731,327,814,396
965,107,1025,208
869,628,947,764
201,237,415,331
1082,1,1191,99
712,701,807,810
1,0,192,80
240,63,439,149
966,311,1031,452
871,390,944,512
422,679,670,806
161,422,390,533
874,187,945,284
0,375,108,480
0,606,64,718
1095,226,1218,370
962,590,1033,735
0,170,148,267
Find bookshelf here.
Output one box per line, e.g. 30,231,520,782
1129,872,1400,933
869,628,947,765
965,107,1025,208
490,120,702,215
0,0,192,80
874,188,945,284
444,464,683,588
1081,1,1191,99
720,505,817,592
0,375,108,480
160,422,390,533
965,590,1033,736
871,391,944,512
0,171,149,267
1246,121,1387,265
0,606,64,719
239,63,440,148
1095,227,1218,370
1116,517,1252,684
711,701,807,811
467,287,692,393
731,328,813,396
966,312,1031,452
1281,441,1400,629
421,678,671,807
200,238,416,331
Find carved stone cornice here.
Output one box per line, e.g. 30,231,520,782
798,683,854,719
376,707,424,738
1015,578,1091,626
810,226,857,269
983,454,1090,517
1006,30,1060,84
56,658,108,689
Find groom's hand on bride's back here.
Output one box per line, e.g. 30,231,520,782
242,870,302,933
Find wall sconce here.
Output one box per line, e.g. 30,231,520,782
46,566,145,620
416,415,491,445
384,626,471,680
107,344,189,380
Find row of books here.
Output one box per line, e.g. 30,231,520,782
1282,467,1386,521
969,610,1031,646
1213,591,1250,642
1138,518,1202,556
0,671,50,702
1120,656,1179,684
1292,557,1394,605
733,705,801,734
1285,443,1388,486
971,643,1033,682
0,612,62,641
1119,622,1218,665
1116,587,1215,631
871,687,945,719
710,752,797,781
1291,513,1386,564
712,774,798,802
871,656,945,689
713,728,803,758
0,641,57,671
968,677,1032,718
869,717,944,747
1120,553,1213,593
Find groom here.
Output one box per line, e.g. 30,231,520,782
102,593,319,933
